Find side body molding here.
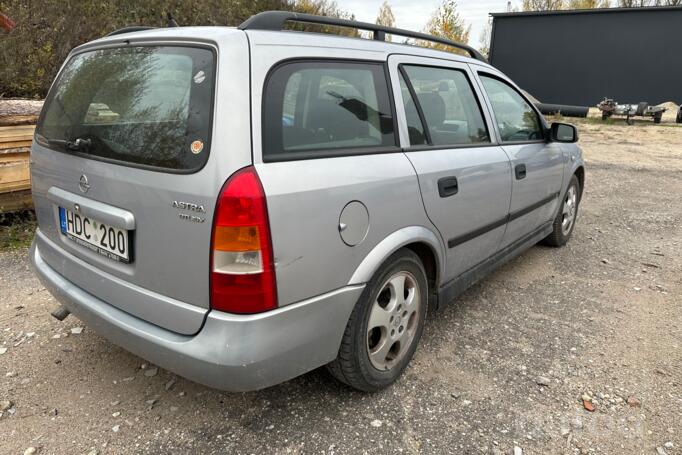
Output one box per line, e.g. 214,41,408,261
348,226,445,286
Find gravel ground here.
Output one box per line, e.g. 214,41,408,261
1,120,681,455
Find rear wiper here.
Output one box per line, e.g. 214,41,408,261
45,137,91,152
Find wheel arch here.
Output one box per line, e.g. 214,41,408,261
573,165,585,201
348,226,444,292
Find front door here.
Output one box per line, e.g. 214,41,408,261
474,71,565,248
388,55,512,284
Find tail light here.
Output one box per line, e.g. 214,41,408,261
210,166,277,314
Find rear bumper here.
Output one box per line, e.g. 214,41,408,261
30,239,364,392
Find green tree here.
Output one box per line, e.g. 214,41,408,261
568,0,610,7
522,0,566,10
291,0,359,36
423,0,471,53
375,1,395,28
617,0,652,5
375,1,395,41
617,0,682,4
0,0,293,98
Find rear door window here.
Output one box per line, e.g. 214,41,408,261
36,45,215,172
398,72,427,146
401,65,490,146
263,61,397,160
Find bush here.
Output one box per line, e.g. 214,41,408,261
0,0,295,98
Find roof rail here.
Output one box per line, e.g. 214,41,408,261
238,11,488,63
106,26,156,37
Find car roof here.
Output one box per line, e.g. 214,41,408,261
74,26,495,71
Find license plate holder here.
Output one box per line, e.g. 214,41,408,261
59,207,131,263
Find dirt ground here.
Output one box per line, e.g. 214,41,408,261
1,119,681,455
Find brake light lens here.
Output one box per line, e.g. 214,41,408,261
210,166,277,314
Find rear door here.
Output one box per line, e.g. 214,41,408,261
31,34,252,334
388,55,512,283
474,70,564,247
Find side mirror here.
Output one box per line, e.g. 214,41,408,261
550,122,578,143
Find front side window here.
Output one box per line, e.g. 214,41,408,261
36,46,215,171
402,65,490,146
479,75,544,142
263,61,396,160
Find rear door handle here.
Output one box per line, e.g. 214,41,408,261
515,164,527,180
437,176,459,198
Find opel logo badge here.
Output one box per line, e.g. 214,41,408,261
78,174,90,193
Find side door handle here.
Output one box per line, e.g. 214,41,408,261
515,164,527,180
437,176,459,198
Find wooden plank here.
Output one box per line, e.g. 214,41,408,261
0,157,30,192
0,189,33,213
0,99,44,117
0,180,31,193
0,124,36,133
0,147,31,163
0,125,35,140
0,115,38,126
0,150,30,163
0,140,32,150
0,124,35,130
0,115,33,210
0,135,34,143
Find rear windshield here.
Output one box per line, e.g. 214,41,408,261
36,45,215,172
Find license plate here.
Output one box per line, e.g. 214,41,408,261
59,207,130,262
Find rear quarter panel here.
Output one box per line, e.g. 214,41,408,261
256,156,433,305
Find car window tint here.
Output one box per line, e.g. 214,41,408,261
36,46,214,171
263,61,396,159
479,75,543,142
398,72,427,146
402,66,490,146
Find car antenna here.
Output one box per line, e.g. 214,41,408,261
167,12,179,27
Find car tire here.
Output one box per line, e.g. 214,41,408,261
327,248,428,392
654,114,662,124
543,175,580,247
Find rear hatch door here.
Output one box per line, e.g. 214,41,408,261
31,35,250,334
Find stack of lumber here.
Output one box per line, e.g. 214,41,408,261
0,112,38,213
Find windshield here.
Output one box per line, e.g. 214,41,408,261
36,45,215,171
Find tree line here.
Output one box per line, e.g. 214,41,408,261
0,0,356,98
522,0,680,10
1,0,679,98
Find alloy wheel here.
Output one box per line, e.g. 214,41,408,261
366,271,421,371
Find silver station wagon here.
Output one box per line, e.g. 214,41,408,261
30,11,585,392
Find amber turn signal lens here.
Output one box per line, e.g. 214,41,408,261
213,225,260,252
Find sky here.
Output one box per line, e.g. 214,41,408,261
337,0,520,47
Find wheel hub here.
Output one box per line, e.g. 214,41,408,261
561,185,577,236
367,271,421,371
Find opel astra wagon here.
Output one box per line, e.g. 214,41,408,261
30,11,585,392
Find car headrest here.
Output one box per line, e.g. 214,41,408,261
418,92,446,127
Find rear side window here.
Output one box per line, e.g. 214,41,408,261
36,46,215,171
401,65,490,146
479,75,543,142
263,61,396,160
398,72,427,146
